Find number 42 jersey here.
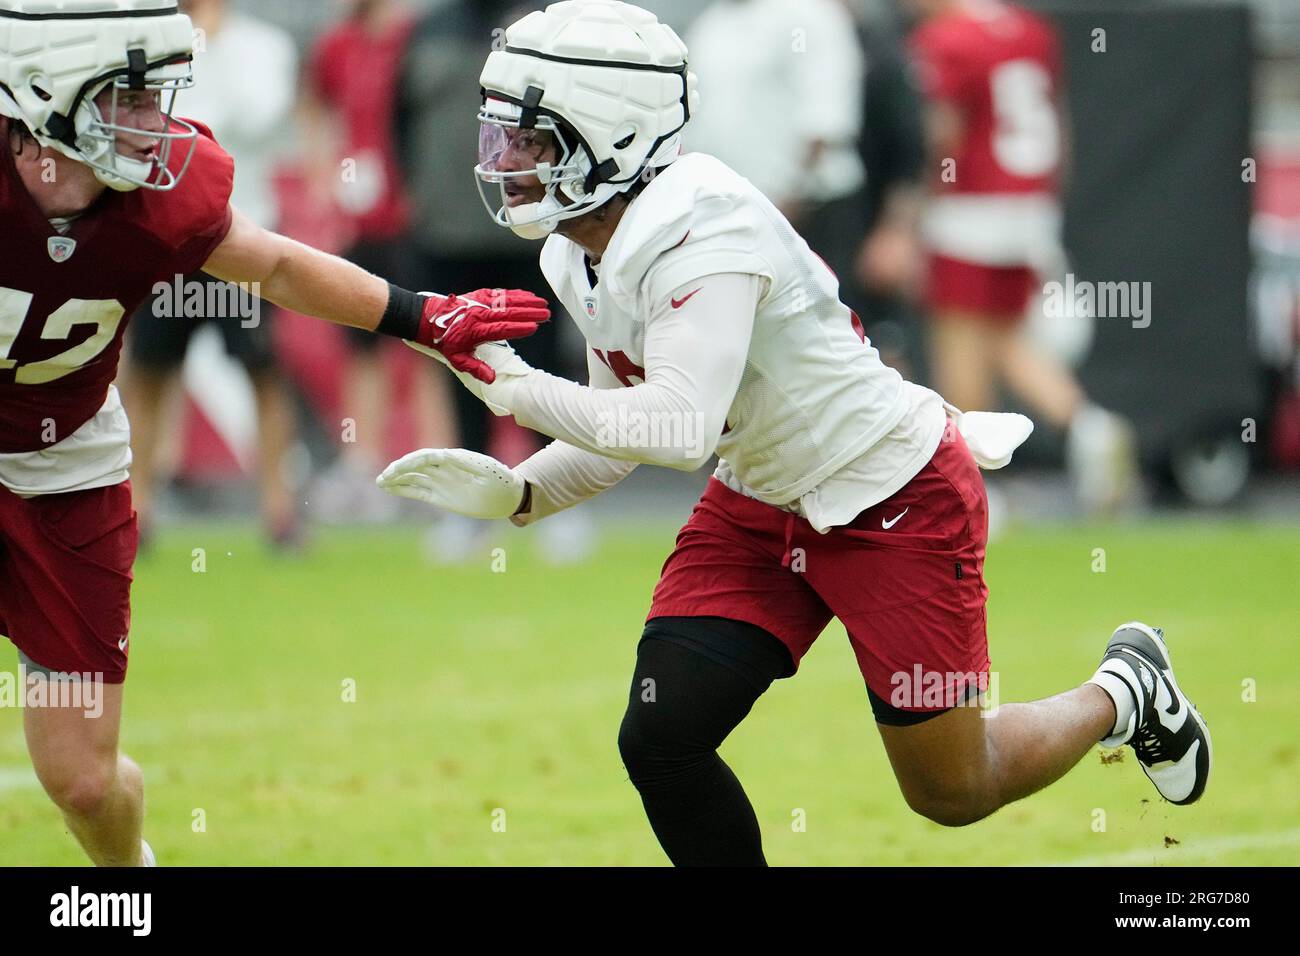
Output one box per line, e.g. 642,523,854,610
0,119,234,494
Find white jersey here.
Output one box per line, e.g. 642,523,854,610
528,152,947,530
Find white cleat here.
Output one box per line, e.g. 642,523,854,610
1094,621,1211,805
141,839,156,867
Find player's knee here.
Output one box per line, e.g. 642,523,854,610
617,702,704,788
903,784,995,828
617,705,665,782
41,760,118,817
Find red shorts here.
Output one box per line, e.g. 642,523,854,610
926,253,1036,320
0,481,137,683
649,433,990,714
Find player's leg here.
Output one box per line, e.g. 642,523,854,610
22,675,145,866
992,323,1083,429
343,333,388,467
878,618,1211,823
0,481,146,864
875,684,1113,826
118,367,171,535
992,321,1138,511
248,367,297,540
120,291,195,538
814,430,1206,825
929,309,998,413
618,617,792,866
629,479,830,865
925,254,1008,413
980,266,1138,512
214,282,301,546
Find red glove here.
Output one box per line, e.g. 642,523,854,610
416,289,550,383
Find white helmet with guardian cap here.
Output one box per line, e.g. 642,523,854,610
475,0,699,240
0,0,199,191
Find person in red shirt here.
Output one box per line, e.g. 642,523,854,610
0,0,547,867
303,0,450,514
908,0,1136,512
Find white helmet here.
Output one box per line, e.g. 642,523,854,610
0,0,198,192
475,0,699,240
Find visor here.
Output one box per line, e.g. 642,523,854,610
474,96,587,238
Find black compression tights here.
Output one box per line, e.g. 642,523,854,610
617,618,792,867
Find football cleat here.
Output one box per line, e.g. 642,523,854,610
1094,622,1211,805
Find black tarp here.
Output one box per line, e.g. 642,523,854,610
1030,0,1259,465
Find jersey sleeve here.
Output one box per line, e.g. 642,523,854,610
510,351,639,525
135,119,235,275
507,273,761,471
174,203,233,276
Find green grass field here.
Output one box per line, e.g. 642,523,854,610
1,518,1297,866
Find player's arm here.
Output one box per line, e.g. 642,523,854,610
924,99,964,167
203,205,387,330
202,206,550,381
435,272,761,471
509,353,640,525
376,353,638,523
909,32,968,176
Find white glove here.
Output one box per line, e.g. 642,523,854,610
406,340,533,416
945,403,1035,470
375,448,527,519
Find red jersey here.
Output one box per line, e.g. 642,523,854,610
0,119,234,454
309,14,417,240
910,1,1062,196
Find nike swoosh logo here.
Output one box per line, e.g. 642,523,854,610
1157,672,1183,725
671,288,703,310
118,637,129,652
1121,646,1183,719
882,506,909,529
434,305,474,330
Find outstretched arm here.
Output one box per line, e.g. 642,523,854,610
509,352,640,525
203,206,550,381
439,272,762,470
375,351,640,524
203,205,388,330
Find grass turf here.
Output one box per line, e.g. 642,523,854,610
1,519,1295,865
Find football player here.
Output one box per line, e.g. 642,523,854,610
380,0,1210,865
906,0,1138,513
0,0,548,866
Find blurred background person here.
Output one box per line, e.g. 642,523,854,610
685,0,929,374
905,0,1137,514
685,0,866,272
120,0,302,550
394,0,597,562
302,0,457,522
846,0,930,378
